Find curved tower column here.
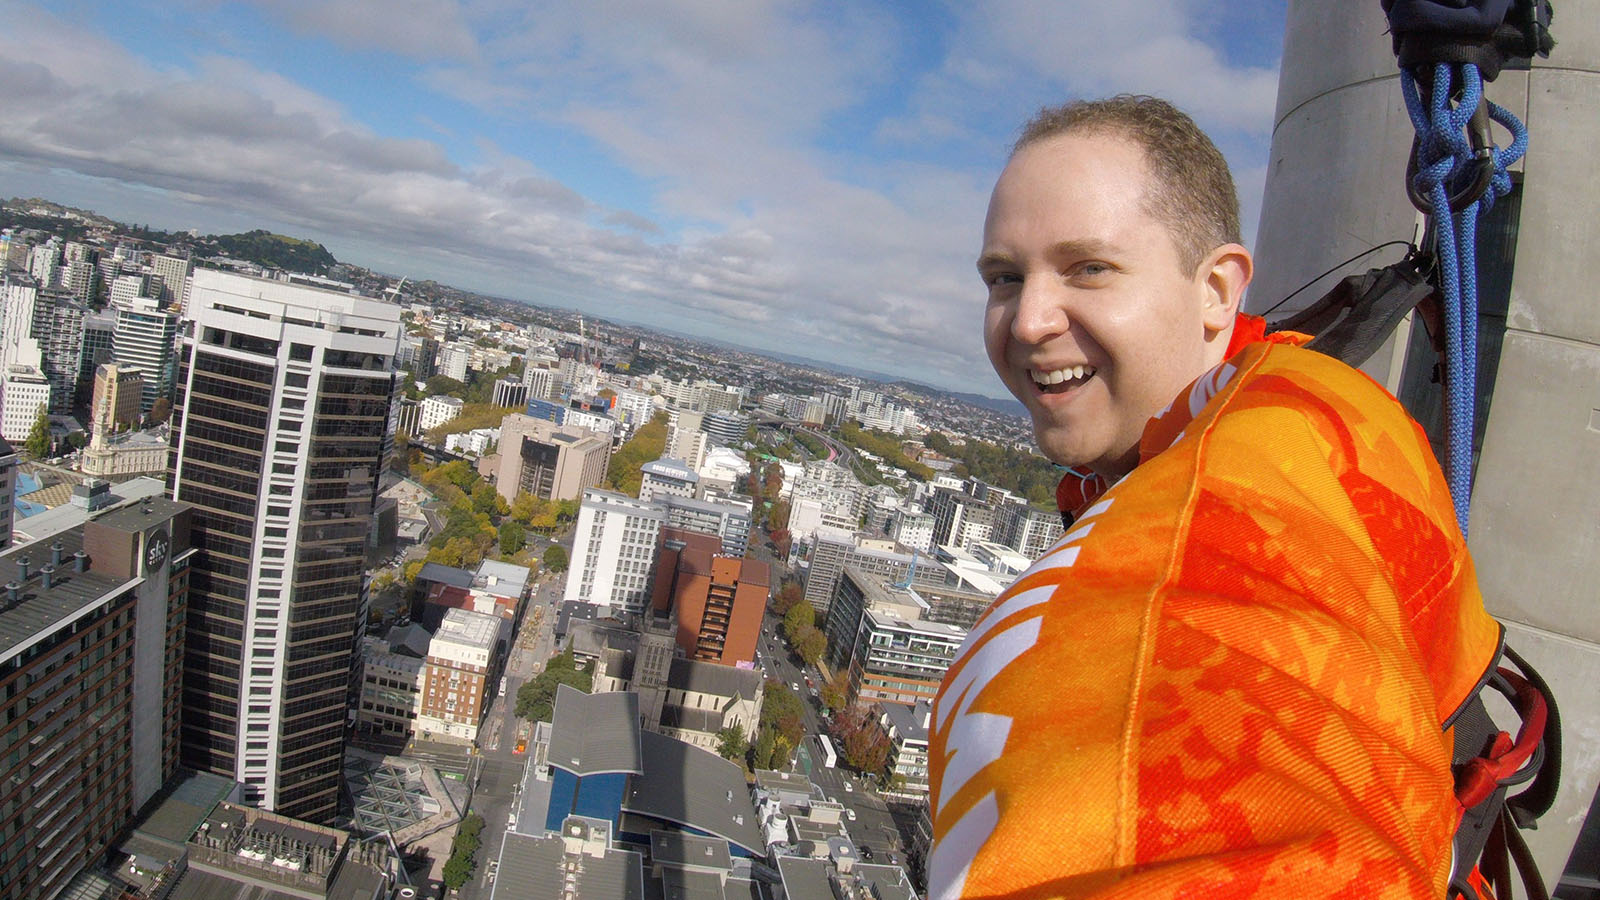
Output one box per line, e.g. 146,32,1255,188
1253,1,1600,883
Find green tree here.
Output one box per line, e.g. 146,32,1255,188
424,374,467,397
715,726,750,766
440,812,485,890
24,405,49,457
782,600,814,641
499,519,526,555
794,625,827,668
515,649,592,722
471,481,500,517
751,726,779,770
760,679,805,749
543,544,569,573
820,670,850,711
604,411,669,496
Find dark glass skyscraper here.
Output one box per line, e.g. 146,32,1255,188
170,268,399,822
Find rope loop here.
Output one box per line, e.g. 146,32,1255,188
1399,62,1528,535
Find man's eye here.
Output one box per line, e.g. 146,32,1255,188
984,272,1020,287
1076,262,1111,277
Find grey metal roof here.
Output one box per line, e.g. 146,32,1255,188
0,524,132,662
659,704,725,733
650,830,732,871
666,657,763,701
416,562,474,589
624,731,763,855
491,830,644,900
880,700,930,744
547,685,642,775
776,857,835,900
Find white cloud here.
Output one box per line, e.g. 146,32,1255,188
0,1,1282,395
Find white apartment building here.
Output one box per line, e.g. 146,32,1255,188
419,394,464,432
170,267,400,821
444,426,499,457
639,457,699,502
0,362,49,442
563,489,666,616
439,340,471,382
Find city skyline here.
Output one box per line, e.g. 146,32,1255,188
0,0,1286,396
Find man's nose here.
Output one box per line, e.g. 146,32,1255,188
1011,276,1069,345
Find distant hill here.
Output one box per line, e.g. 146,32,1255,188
889,380,1025,418
203,229,338,274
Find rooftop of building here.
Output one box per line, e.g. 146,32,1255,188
473,558,530,596
491,829,644,900
435,606,501,650
880,700,931,744
425,395,465,407
863,605,966,640
10,474,165,544
642,457,699,481
416,561,474,590
0,522,137,663
625,730,764,855
667,656,764,701
547,684,643,776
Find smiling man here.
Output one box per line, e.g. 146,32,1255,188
927,97,1501,899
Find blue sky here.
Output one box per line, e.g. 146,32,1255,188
0,0,1286,396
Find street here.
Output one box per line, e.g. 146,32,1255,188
435,568,564,900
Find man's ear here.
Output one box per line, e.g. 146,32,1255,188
1199,243,1252,332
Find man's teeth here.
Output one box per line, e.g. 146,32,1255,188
1032,365,1094,385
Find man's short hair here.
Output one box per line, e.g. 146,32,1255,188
1015,95,1240,273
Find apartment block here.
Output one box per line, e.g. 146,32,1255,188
651,532,767,666
415,607,502,742
492,412,610,503
0,497,192,899
823,567,964,709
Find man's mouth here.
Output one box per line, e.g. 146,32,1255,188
1030,365,1095,395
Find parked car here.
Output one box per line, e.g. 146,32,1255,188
846,808,857,821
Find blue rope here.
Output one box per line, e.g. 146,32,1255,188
1400,63,1527,536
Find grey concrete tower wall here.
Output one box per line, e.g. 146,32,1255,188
1251,1,1599,880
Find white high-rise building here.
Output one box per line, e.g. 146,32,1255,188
170,268,400,822
112,294,180,412
439,341,471,382
563,489,666,615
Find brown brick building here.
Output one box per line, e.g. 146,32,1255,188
651,529,767,666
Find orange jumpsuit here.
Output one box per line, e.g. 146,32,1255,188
928,339,1500,899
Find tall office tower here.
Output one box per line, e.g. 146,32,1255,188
413,334,438,380
0,498,193,899
111,294,180,413
28,240,60,288
78,307,117,402
149,252,192,310
439,341,470,382
490,376,528,409
32,288,84,414
521,360,555,401
170,268,400,822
